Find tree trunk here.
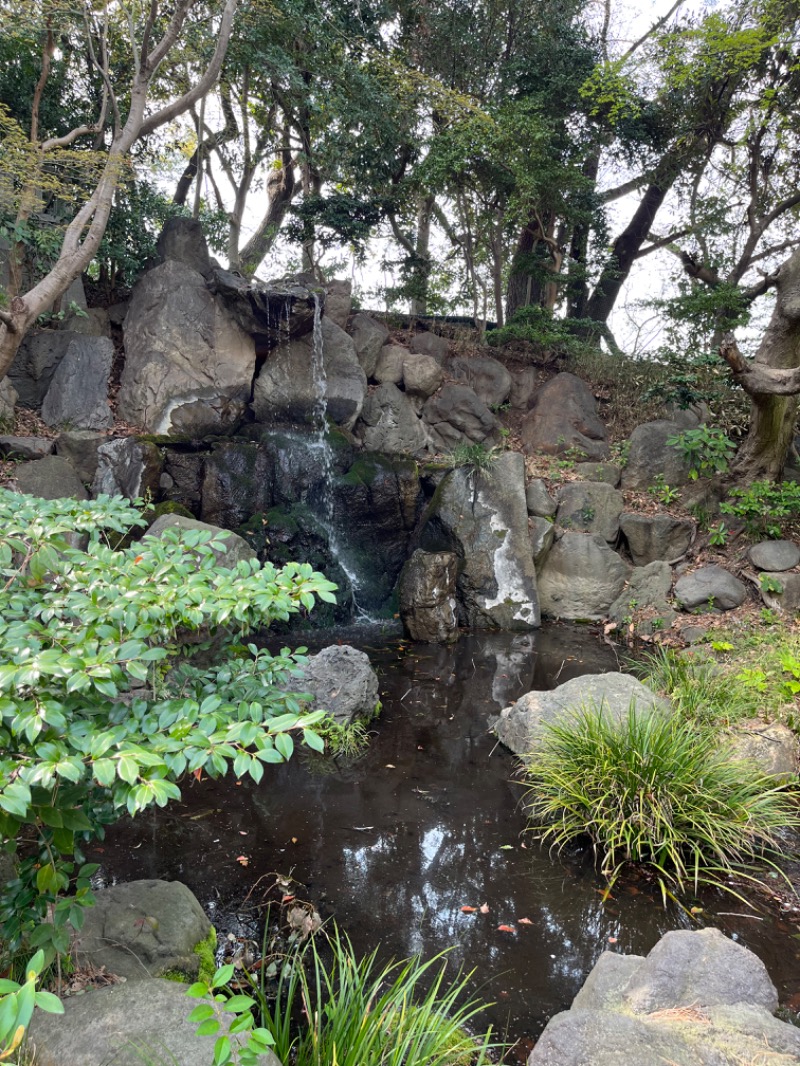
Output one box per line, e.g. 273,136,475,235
505,211,553,320
409,193,435,315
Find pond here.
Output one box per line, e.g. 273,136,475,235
90,625,800,1060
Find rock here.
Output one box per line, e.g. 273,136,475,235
0,376,17,424
107,300,129,326
571,952,645,1012
40,335,113,429
727,720,798,782
620,513,695,566
297,645,380,724
324,279,352,330
574,461,621,487
525,479,556,518
422,384,501,450
760,571,800,614
349,312,389,377
355,382,428,456
62,306,110,338
508,366,537,410
55,430,105,484
29,978,283,1066
419,450,539,629
254,316,367,431
92,438,163,501
748,539,800,572
495,672,665,756
156,215,211,276
374,343,407,384
556,481,623,542
620,420,692,491
447,355,512,408
409,330,449,363
73,879,212,982
207,270,318,346
608,561,676,635
118,259,255,435
538,532,629,620
9,329,77,407
398,549,459,643
145,514,257,569
521,373,608,460
529,1007,680,1066
529,516,554,569
674,564,747,611
402,353,443,398
0,435,55,459
10,455,88,500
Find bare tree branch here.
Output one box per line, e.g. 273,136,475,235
621,0,686,62
720,331,800,395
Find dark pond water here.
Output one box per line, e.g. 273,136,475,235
90,625,800,1060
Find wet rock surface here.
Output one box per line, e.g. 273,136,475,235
398,549,459,643
297,644,380,723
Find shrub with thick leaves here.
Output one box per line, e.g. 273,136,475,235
0,490,337,956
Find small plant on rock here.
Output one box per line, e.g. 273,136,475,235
648,474,681,505
720,480,800,539
666,425,735,480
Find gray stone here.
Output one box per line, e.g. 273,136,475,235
398,549,459,643
324,279,352,330
521,373,608,460
674,564,746,611
373,343,407,384
0,435,54,459
538,532,629,620
529,1006,679,1066
620,420,692,491
254,316,366,431
620,513,695,566
29,978,283,1066
495,672,666,756
556,481,623,542
571,951,644,1012
297,645,380,724
61,306,110,338
107,299,129,326
525,479,556,518
356,382,429,457
10,455,88,500
760,571,800,614
419,450,539,629
73,879,212,982
156,215,211,276
508,366,537,410
748,539,800,572
92,438,163,501
402,353,443,398
0,376,17,424
41,335,113,429
409,330,449,363
145,514,257,569
207,271,318,346
608,561,676,635
574,461,621,487
55,430,105,484
529,516,554,569
727,720,798,782
118,259,255,435
422,384,501,449
349,312,389,377
9,329,77,407
447,355,512,408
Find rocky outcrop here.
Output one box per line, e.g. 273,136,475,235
556,481,623,543
118,259,255,435
530,928,798,1066
350,312,389,377
9,329,77,407
422,384,502,449
207,269,318,346
419,450,539,629
92,437,163,501
537,532,629,620
156,215,212,276
41,335,113,430
145,514,257,568
399,549,459,643
11,455,89,500
608,561,676,635
727,720,799,782
521,373,608,460
620,420,691,491
447,355,512,408
619,513,695,566
525,479,556,518
674,564,747,611
0,377,17,423
297,645,380,723
356,382,429,456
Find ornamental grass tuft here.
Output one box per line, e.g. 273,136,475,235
523,706,799,903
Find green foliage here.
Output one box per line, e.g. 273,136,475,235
311,717,370,759
0,490,337,955
524,706,798,902
707,522,728,547
666,425,735,480
760,573,784,595
190,927,497,1066
444,442,498,471
486,306,598,360
0,950,63,1062
721,480,800,539
648,475,680,506
639,647,757,728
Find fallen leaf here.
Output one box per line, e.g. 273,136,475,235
291,837,298,844
385,764,396,769
480,903,489,914
460,906,477,914
608,936,618,944
497,924,515,933
282,894,296,904
499,844,514,850
517,917,533,926
239,831,248,836
236,855,250,866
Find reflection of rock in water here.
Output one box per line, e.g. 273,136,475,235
488,632,537,707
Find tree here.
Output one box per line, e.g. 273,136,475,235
0,0,239,381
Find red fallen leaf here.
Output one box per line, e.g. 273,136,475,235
608,936,618,944
134,555,143,564
497,924,515,933
460,906,477,913
236,855,250,866
479,903,489,914
192,769,203,782
517,917,533,925
282,894,296,904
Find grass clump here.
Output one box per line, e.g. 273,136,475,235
312,716,370,759
638,647,758,727
523,706,798,903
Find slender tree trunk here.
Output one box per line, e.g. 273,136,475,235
505,211,553,320
410,193,435,315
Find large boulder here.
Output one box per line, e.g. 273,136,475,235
508,366,537,410
759,571,800,614
538,532,629,620
495,672,666,756
748,539,800,572
608,561,676,635
419,450,539,629
447,355,512,408
355,382,429,456
530,516,555,569
254,315,366,430
422,384,502,449
373,344,407,384
0,435,54,459
207,270,318,346
145,514,257,569
575,461,621,487
521,373,608,460
55,430,105,484
156,215,211,276
10,455,88,500
620,513,695,566
297,645,380,724
73,879,212,982
118,259,256,435
398,549,459,643
92,437,163,501
402,353,443,398
324,279,352,330
41,335,113,430
8,329,76,407
409,330,449,363
674,564,747,611
556,481,623,543
525,479,556,518
726,720,798,782
349,312,389,377
620,420,692,491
